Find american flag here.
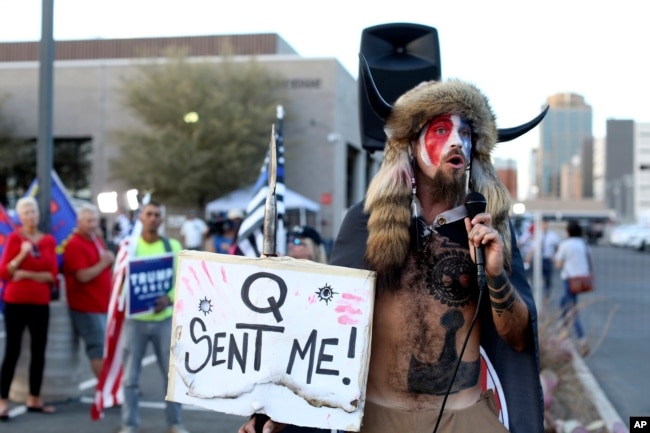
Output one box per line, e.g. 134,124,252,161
236,105,286,257
91,194,147,420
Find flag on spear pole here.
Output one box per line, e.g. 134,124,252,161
235,105,286,257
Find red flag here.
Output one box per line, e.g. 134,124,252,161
90,238,130,420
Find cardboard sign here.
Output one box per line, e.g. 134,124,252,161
127,253,175,317
167,251,375,432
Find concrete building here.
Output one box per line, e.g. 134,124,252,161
605,119,635,222
580,136,594,198
560,156,582,200
592,137,605,201
528,147,539,199
494,157,517,199
634,122,650,221
537,93,593,198
0,34,381,243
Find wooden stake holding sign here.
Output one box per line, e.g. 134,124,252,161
167,251,375,431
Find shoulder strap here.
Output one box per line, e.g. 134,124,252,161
160,236,172,253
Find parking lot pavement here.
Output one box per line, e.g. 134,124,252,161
0,320,248,433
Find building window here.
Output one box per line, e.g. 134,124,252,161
0,137,92,207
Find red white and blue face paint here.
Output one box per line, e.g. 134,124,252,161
417,114,472,168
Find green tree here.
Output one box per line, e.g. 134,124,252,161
110,53,289,207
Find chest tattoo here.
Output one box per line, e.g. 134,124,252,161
417,233,475,308
407,309,480,395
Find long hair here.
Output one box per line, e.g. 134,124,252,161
365,79,513,290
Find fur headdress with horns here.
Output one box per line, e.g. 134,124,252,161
360,55,547,289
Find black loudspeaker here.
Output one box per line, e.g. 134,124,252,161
359,23,442,153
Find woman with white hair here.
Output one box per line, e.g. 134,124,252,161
0,197,59,419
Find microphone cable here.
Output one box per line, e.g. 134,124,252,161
432,191,489,433
431,277,486,433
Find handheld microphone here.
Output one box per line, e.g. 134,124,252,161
255,414,270,433
465,192,487,290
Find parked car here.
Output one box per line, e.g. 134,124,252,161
625,226,650,251
609,224,644,247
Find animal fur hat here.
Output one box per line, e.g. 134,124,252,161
362,75,546,287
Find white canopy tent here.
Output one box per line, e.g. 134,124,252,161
205,184,320,226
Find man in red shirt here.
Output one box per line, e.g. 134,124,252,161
63,204,114,378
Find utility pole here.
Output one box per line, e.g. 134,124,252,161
37,0,55,232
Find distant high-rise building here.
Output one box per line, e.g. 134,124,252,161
593,137,605,201
634,122,650,221
581,137,594,198
528,148,539,199
560,156,582,200
494,158,517,199
538,93,593,198
605,119,634,222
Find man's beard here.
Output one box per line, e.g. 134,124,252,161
420,164,467,207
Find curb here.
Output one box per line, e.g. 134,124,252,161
569,344,628,433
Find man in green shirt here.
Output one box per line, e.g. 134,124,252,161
119,201,188,433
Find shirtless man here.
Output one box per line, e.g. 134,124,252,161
240,66,545,433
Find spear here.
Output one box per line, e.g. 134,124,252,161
261,105,283,257
262,124,278,257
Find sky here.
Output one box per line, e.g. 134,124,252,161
1,0,648,199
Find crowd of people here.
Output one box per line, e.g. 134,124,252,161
517,217,593,354
1,57,597,433
0,197,328,429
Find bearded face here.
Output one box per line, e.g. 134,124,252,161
414,114,471,203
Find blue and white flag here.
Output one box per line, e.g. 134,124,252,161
236,105,286,257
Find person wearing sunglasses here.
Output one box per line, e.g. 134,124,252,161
287,226,327,264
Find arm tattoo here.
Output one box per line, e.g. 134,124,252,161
486,272,508,288
487,272,517,316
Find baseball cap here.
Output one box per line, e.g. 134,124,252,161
289,225,322,246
